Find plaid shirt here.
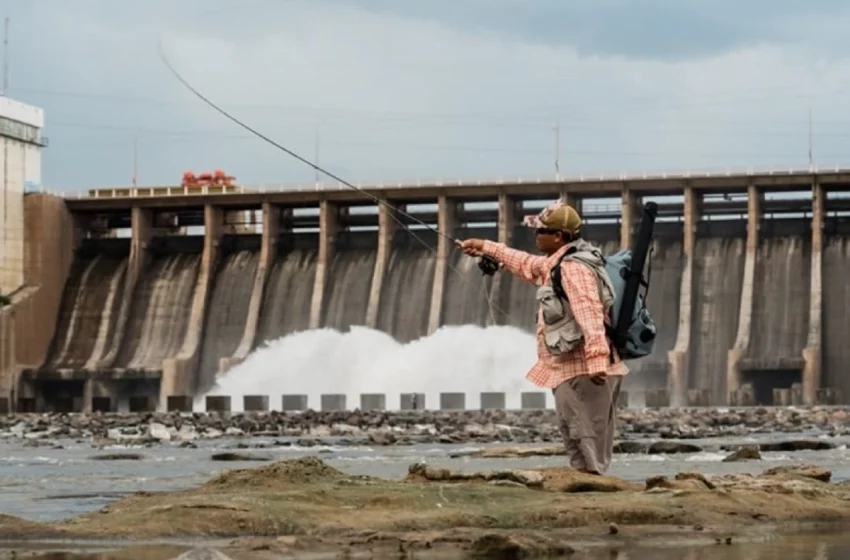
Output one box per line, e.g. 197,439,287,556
482,240,629,389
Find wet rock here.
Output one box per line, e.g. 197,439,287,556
90,453,145,461
148,422,171,441
648,441,702,454
758,440,836,452
722,445,761,462
466,533,574,559
407,463,633,493
448,445,564,459
613,441,648,454
762,464,831,483
1,406,850,447
210,452,270,462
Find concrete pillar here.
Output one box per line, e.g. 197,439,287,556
220,202,279,373
365,201,397,328
161,204,222,407
802,179,824,405
82,378,93,414
243,395,269,412
772,388,791,407
727,185,760,401
668,187,700,406
167,395,193,412
309,201,339,330
282,394,308,411
488,194,517,326
620,188,640,250
359,393,386,410
439,392,465,410
400,393,425,410
0,395,12,414
686,389,711,407
129,396,155,412
816,388,841,405
480,392,506,409
645,389,670,408
521,391,546,409
321,394,346,411
428,196,457,333
96,206,151,369
206,395,231,412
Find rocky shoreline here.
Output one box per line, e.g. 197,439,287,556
2,456,850,558
2,407,850,448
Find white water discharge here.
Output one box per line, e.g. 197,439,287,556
200,324,547,411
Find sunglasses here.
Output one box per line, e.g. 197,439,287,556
535,228,561,236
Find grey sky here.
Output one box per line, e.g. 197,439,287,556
7,0,850,192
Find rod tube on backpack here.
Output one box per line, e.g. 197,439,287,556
613,201,658,346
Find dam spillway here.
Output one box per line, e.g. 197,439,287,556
4,169,850,412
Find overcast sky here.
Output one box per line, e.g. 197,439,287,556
8,0,850,192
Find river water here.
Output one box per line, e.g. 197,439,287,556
3,430,850,558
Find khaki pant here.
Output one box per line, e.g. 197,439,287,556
552,374,621,474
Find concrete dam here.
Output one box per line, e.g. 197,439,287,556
1,169,849,413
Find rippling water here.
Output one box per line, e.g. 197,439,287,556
2,431,850,523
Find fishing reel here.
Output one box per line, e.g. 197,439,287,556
478,255,501,276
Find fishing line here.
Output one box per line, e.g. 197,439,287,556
157,36,510,323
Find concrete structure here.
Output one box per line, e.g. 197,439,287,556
167,395,193,412
282,394,308,411
645,389,670,408
0,97,46,297
360,393,386,410
243,395,269,412
1,195,78,404
480,391,506,409
400,393,425,410
4,168,850,410
686,389,711,407
520,391,546,409
206,395,231,412
440,392,466,410
321,394,346,411
129,396,155,412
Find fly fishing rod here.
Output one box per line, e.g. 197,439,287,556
158,40,459,246
157,37,509,324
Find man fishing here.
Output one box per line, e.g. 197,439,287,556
456,199,627,475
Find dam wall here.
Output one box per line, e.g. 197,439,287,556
1,194,79,399
9,169,850,410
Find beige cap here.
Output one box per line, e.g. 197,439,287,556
522,199,582,235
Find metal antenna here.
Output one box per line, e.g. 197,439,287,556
554,119,561,180
2,16,9,96
808,106,813,166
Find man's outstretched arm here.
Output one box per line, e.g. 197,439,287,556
457,239,549,285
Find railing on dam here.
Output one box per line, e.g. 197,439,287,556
29,163,850,200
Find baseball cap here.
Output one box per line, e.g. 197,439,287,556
522,199,582,235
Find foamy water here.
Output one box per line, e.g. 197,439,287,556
199,325,542,411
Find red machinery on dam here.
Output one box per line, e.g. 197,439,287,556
0,167,848,413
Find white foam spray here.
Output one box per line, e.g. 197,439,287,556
198,324,549,411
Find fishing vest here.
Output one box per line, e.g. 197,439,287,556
535,239,615,356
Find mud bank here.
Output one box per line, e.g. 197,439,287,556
1,457,849,558
3,406,850,447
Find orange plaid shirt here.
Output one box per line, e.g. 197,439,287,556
482,240,629,389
